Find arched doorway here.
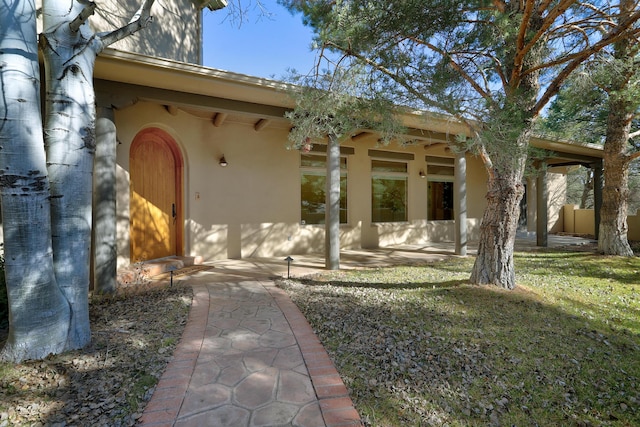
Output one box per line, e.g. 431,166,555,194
130,128,184,261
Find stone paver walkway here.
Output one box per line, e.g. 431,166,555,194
139,272,361,427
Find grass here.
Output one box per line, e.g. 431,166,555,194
280,250,640,426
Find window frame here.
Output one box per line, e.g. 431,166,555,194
370,157,409,223
300,152,348,225
426,156,455,221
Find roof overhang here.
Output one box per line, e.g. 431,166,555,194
94,49,604,163
95,49,294,109
531,137,603,166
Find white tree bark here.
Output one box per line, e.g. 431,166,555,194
40,0,155,350
41,0,102,350
0,0,70,362
0,0,155,361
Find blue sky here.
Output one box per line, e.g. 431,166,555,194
202,2,319,79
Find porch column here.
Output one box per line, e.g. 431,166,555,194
325,134,340,270
454,150,467,256
536,163,548,247
93,106,118,293
593,160,603,240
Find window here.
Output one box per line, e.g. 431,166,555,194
371,159,408,222
300,154,347,224
426,156,455,220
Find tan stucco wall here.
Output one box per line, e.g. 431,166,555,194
94,0,202,63
37,0,203,64
629,210,640,241
548,169,568,233
564,204,640,240
525,170,567,233
563,205,595,235
114,101,492,266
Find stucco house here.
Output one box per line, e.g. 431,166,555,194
84,1,605,280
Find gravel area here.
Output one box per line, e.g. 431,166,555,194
0,283,192,427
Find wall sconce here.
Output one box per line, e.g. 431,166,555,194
219,155,228,167
419,170,426,178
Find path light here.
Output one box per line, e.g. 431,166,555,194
168,266,178,287
284,256,294,279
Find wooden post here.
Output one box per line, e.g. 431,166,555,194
93,106,118,293
454,151,467,256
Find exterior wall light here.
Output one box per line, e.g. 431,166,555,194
419,170,426,178
219,156,228,167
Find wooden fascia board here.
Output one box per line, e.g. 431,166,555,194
95,49,295,109
94,79,291,119
530,137,603,160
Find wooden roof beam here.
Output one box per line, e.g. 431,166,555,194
254,118,271,132
212,112,227,127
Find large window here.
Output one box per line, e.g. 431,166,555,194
426,156,455,220
371,159,408,222
301,154,347,224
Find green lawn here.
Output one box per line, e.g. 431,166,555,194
279,251,640,426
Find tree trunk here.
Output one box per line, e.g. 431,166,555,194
0,0,71,362
325,134,340,270
470,167,525,289
0,0,154,361
470,111,530,290
598,104,634,256
41,0,103,350
597,1,635,257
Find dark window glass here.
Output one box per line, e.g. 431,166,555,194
301,156,347,224
428,181,454,220
372,176,407,222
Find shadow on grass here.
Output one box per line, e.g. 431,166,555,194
515,249,640,285
299,276,469,290
283,264,640,427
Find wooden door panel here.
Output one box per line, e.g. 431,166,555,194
130,129,182,261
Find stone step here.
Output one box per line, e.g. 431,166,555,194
117,255,203,287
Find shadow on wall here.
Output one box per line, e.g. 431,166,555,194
188,220,484,261
188,221,364,260
547,171,568,233
366,220,481,249
92,1,201,64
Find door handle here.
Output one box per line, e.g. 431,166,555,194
172,203,176,218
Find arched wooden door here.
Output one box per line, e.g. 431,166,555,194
130,128,183,261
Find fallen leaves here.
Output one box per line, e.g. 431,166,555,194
0,284,191,427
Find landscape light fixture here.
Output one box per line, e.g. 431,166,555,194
284,256,294,279
219,156,228,167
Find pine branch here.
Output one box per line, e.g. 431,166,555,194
403,35,495,103
629,129,640,139
512,0,575,85
533,9,640,115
